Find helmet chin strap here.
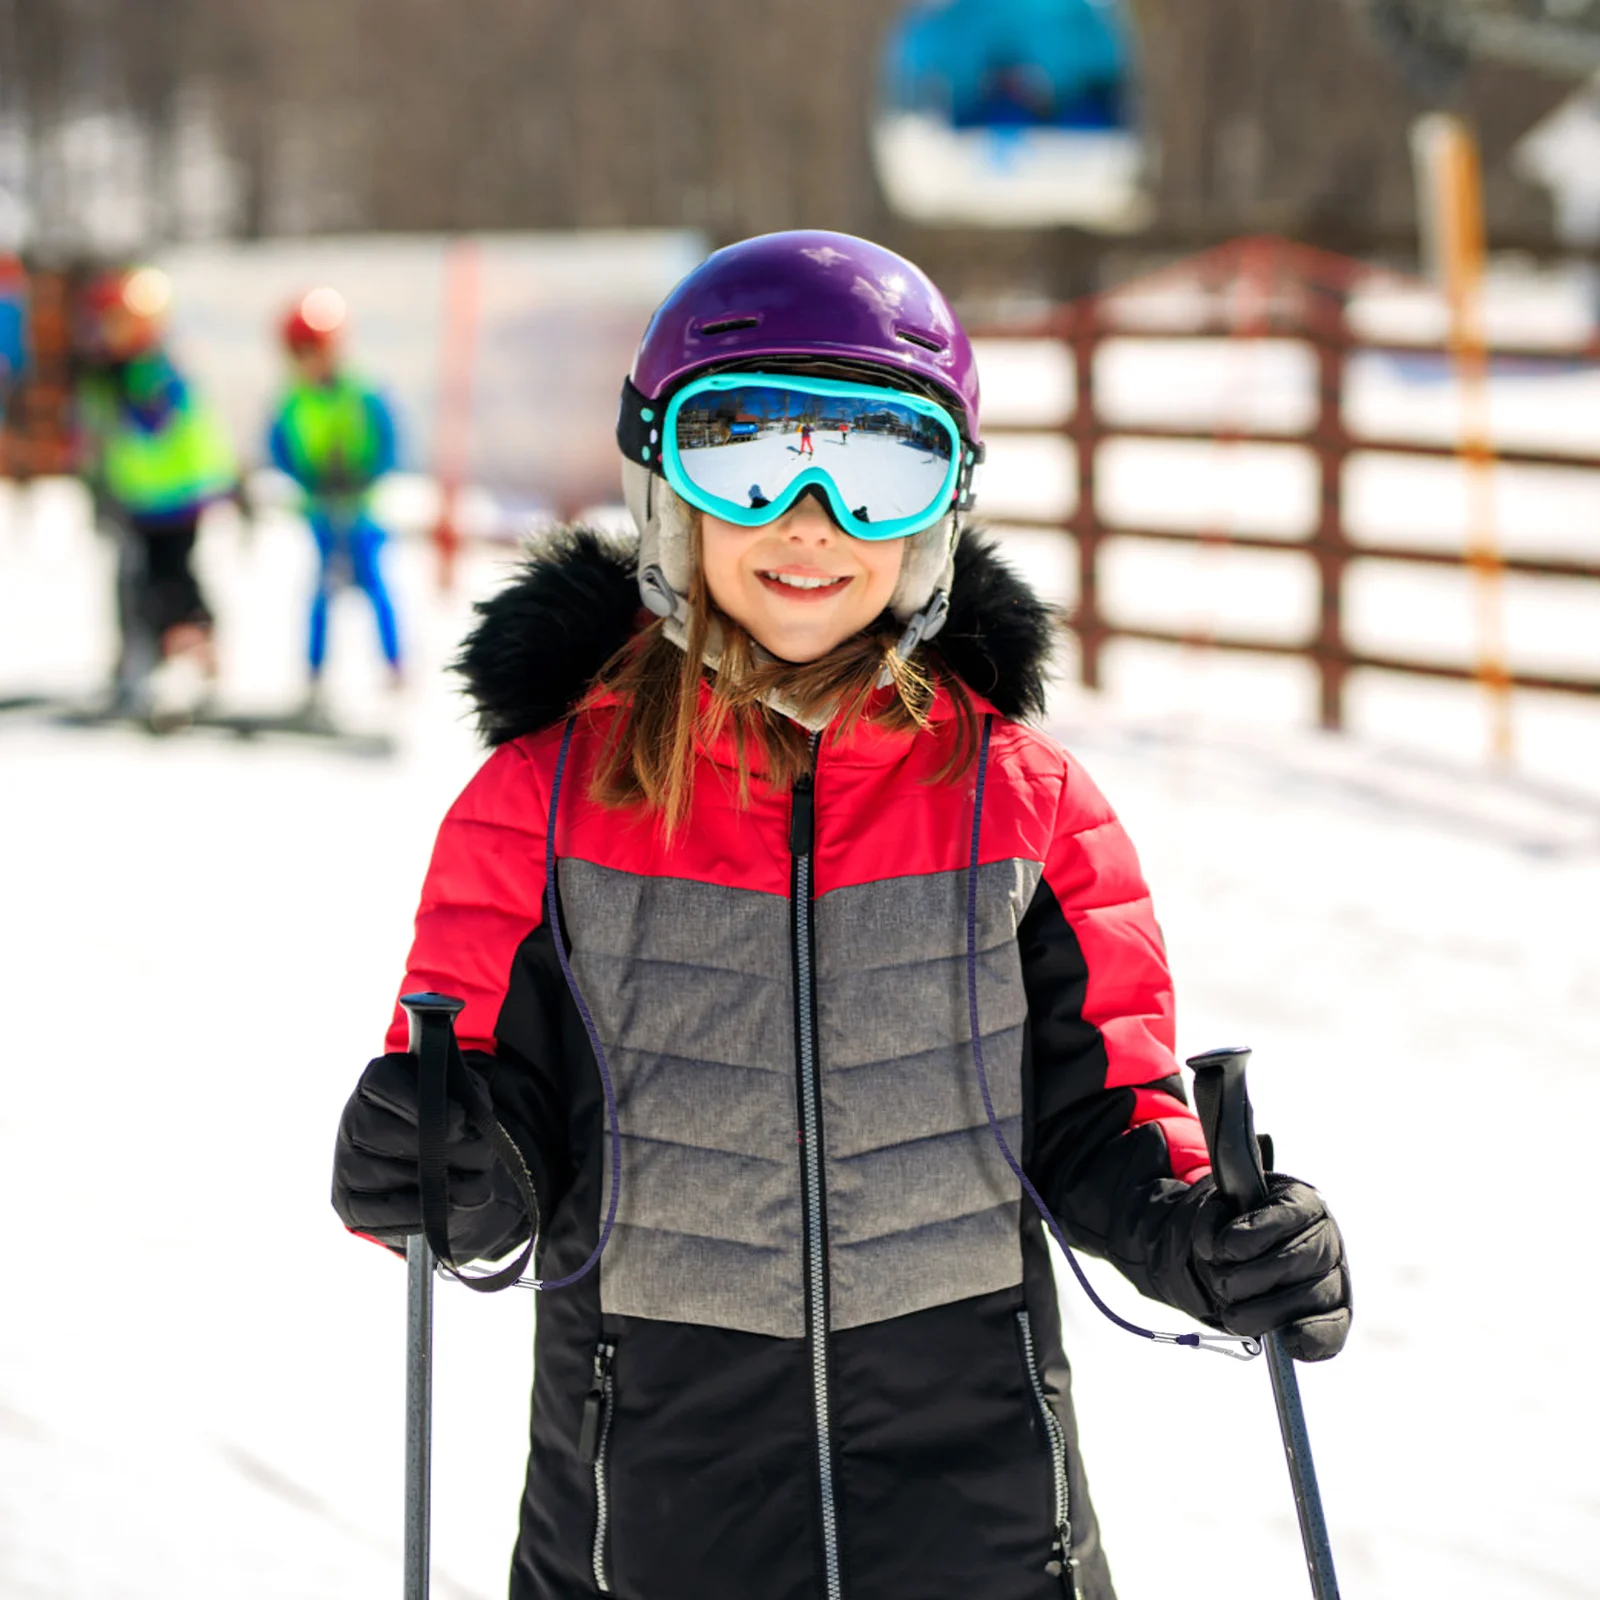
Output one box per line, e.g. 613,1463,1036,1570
638,563,684,623
636,470,680,620
878,588,950,688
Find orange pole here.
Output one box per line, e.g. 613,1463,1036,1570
430,238,481,593
1419,115,1513,767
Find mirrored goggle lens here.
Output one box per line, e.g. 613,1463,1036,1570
671,384,956,528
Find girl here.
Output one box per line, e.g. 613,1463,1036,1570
332,231,1350,1600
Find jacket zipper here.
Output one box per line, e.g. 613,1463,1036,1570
791,747,843,1600
579,1340,618,1594
1017,1310,1079,1598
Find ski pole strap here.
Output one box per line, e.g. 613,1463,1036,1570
407,995,544,1294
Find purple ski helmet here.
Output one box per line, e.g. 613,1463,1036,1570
628,229,981,441
619,231,981,662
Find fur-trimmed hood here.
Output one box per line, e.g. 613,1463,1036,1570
456,527,1056,746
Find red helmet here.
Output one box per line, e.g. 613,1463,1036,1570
281,287,347,352
78,266,171,360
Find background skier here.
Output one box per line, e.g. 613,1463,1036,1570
75,266,238,723
268,287,404,709
330,231,1350,1600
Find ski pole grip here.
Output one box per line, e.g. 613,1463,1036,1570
402,992,466,1263
1187,1046,1271,1213
401,991,466,1054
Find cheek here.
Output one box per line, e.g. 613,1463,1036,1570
860,541,906,601
698,521,750,613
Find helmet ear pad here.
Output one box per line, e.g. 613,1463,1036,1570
886,512,957,635
623,459,958,633
623,459,697,623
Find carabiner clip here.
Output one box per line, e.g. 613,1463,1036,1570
1196,1332,1262,1362
1152,1330,1263,1361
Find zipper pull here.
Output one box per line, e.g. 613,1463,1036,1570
578,1342,615,1464
1045,1524,1079,1596
789,773,814,857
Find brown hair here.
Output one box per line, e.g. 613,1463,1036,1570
585,522,978,834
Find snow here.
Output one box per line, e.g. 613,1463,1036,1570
3,337,1599,1598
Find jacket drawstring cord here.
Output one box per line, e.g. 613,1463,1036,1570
530,714,624,1291
965,714,1258,1363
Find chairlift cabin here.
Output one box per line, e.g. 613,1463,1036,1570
872,0,1149,231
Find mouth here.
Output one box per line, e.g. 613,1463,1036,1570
756,569,852,601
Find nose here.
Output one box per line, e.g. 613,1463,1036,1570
778,488,839,542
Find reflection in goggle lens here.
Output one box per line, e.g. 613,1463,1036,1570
672,384,955,525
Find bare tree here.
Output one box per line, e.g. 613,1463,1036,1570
1,0,1578,279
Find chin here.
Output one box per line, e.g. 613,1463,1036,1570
754,633,832,665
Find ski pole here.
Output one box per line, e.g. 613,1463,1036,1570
404,1231,432,1600
1186,1046,1342,1600
401,991,466,1600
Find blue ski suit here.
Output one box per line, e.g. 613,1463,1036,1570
268,374,402,672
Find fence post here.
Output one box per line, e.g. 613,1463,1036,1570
1310,283,1350,731
1067,301,1105,690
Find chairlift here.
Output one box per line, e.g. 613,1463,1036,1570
1361,0,1600,93
872,0,1150,232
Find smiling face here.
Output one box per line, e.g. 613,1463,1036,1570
700,497,906,663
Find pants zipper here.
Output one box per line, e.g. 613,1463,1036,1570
579,1340,618,1594
1017,1310,1079,1598
791,750,843,1600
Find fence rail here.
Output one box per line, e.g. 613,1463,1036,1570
970,238,1600,732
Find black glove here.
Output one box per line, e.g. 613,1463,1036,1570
1185,1172,1350,1362
331,1052,532,1263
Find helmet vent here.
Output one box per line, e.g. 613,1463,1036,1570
896,327,946,353
696,316,760,336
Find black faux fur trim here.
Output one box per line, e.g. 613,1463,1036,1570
454,525,1056,746
456,527,642,747
936,533,1054,722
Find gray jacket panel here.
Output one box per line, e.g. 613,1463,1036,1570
560,854,1041,1338
817,858,1041,1329
562,859,804,1337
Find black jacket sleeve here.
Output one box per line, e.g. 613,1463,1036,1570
1017,769,1216,1323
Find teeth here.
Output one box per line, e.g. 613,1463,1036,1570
763,572,843,590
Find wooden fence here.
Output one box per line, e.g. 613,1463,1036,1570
972,237,1600,733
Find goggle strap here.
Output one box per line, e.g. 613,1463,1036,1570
616,376,663,474
955,438,984,512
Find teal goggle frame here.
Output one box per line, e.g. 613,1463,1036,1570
647,372,975,542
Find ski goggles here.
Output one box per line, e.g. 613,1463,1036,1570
618,373,982,541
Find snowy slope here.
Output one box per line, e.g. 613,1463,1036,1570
2,435,1598,1594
